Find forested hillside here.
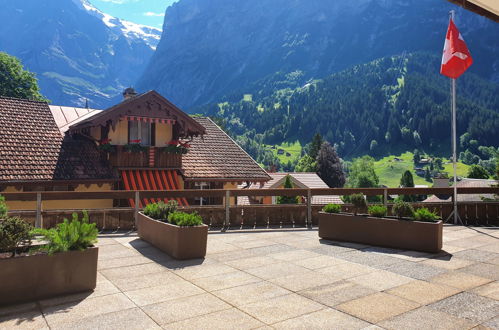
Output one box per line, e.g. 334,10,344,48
198,53,499,167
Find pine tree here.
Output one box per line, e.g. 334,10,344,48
309,133,323,160
277,175,298,204
317,142,345,188
400,170,415,202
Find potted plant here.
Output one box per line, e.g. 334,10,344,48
318,195,442,253
98,138,117,153
138,201,208,259
160,140,190,154
0,208,99,305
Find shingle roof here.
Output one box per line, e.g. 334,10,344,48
49,105,103,135
182,117,271,182
0,97,116,182
423,178,498,202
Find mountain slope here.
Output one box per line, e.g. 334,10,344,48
198,53,498,163
137,0,499,108
0,0,161,108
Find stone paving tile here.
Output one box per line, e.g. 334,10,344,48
300,280,376,307
272,308,370,329
172,263,237,280
0,302,38,317
244,262,311,280
386,280,460,305
123,281,204,307
383,260,447,280
229,239,277,249
420,256,475,270
110,269,185,292
192,270,261,291
317,261,374,280
269,270,343,292
238,293,323,324
42,293,135,328
307,243,355,256
378,306,477,330
211,281,291,306
163,307,264,330
0,310,48,330
482,315,499,329
49,308,160,330
97,254,154,270
348,270,414,291
428,292,499,323
283,238,323,249
335,250,403,268
223,255,276,270
292,255,347,270
206,240,240,254
97,244,140,260
100,263,167,281
452,249,499,263
444,237,490,249
142,293,231,326
471,282,499,300
429,271,492,290
209,249,258,262
94,237,120,246
475,243,499,254
247,243,296,256
459,262,499,280
268,249,322,261
336,292,420,324
440,244,468,254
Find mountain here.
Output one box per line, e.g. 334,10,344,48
0,0,161,108
137,0,499,109
197,53,499,165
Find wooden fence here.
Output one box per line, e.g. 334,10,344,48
3,187,499,230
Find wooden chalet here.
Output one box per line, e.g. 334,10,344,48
0,90,270,210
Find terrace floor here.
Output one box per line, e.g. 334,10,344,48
1,225,499,329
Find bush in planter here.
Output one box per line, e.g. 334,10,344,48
322,204,341,213
168,212,203,226
33,211,97,254
350,193,367,215
124,143,148,153
0,195,7,219
143,200,178,221
0,217,33,257
368,205,387,217
413,208,440,222
392,200,415,219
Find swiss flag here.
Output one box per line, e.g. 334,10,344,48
441,19,473,79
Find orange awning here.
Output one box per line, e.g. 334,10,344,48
121,170,188,208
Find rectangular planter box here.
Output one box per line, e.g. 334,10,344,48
138,212,208,260
0,247,98,306
318,212,442,253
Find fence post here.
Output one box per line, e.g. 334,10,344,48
307,189,312,228
134,191,140,228
35,192,42,228
383,188,388,207
223,190,230,232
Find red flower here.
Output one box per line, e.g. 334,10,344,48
100,138,112,144
130,139,141,144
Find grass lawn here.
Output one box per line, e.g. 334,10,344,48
265,141,302,164
374,152,470,188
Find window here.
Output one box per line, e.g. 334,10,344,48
194,182,211,206
128,121,155,146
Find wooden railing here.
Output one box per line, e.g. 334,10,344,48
105,146,182,168
3,187,498,230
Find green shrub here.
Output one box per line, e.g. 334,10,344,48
0,195,7,219
32,211,97,255
368,205,387,217
143,200,178,221
168,212,203,227
350,193,367,215
413,208,440,222
322,204,341,213
0,217,33,257
392,200,415,219
124,143,148,153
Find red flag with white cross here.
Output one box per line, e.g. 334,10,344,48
441,19,473,79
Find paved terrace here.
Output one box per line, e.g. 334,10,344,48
1,225,499,329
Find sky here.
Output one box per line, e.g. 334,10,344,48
89,0,177,29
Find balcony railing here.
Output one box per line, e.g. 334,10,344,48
106,146,182,168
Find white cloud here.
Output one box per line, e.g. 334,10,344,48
144,11,165,17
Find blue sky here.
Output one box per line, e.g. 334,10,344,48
89,0,177,28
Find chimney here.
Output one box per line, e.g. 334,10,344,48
123,87,138,100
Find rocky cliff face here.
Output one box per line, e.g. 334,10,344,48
137,0,499,108
0,0,161,108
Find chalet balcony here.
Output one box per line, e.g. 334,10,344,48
106,146,182,168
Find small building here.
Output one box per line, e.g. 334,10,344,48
423,179,498,202
238,172,343,205
0,91,270,210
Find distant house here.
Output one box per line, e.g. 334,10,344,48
238,172,343,205
414,168,425,176
0,90,270,210
423,179,498,203
277,149,285,155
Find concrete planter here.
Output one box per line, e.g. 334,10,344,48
138,212,208,260
0,247,98,306
318,212,442,253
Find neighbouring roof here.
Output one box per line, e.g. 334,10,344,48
423,178,498,202
49,105,103,135
69,91,206,138
447,0,499,22
238,172,343,205
0,97,116,183
182,117,271,182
